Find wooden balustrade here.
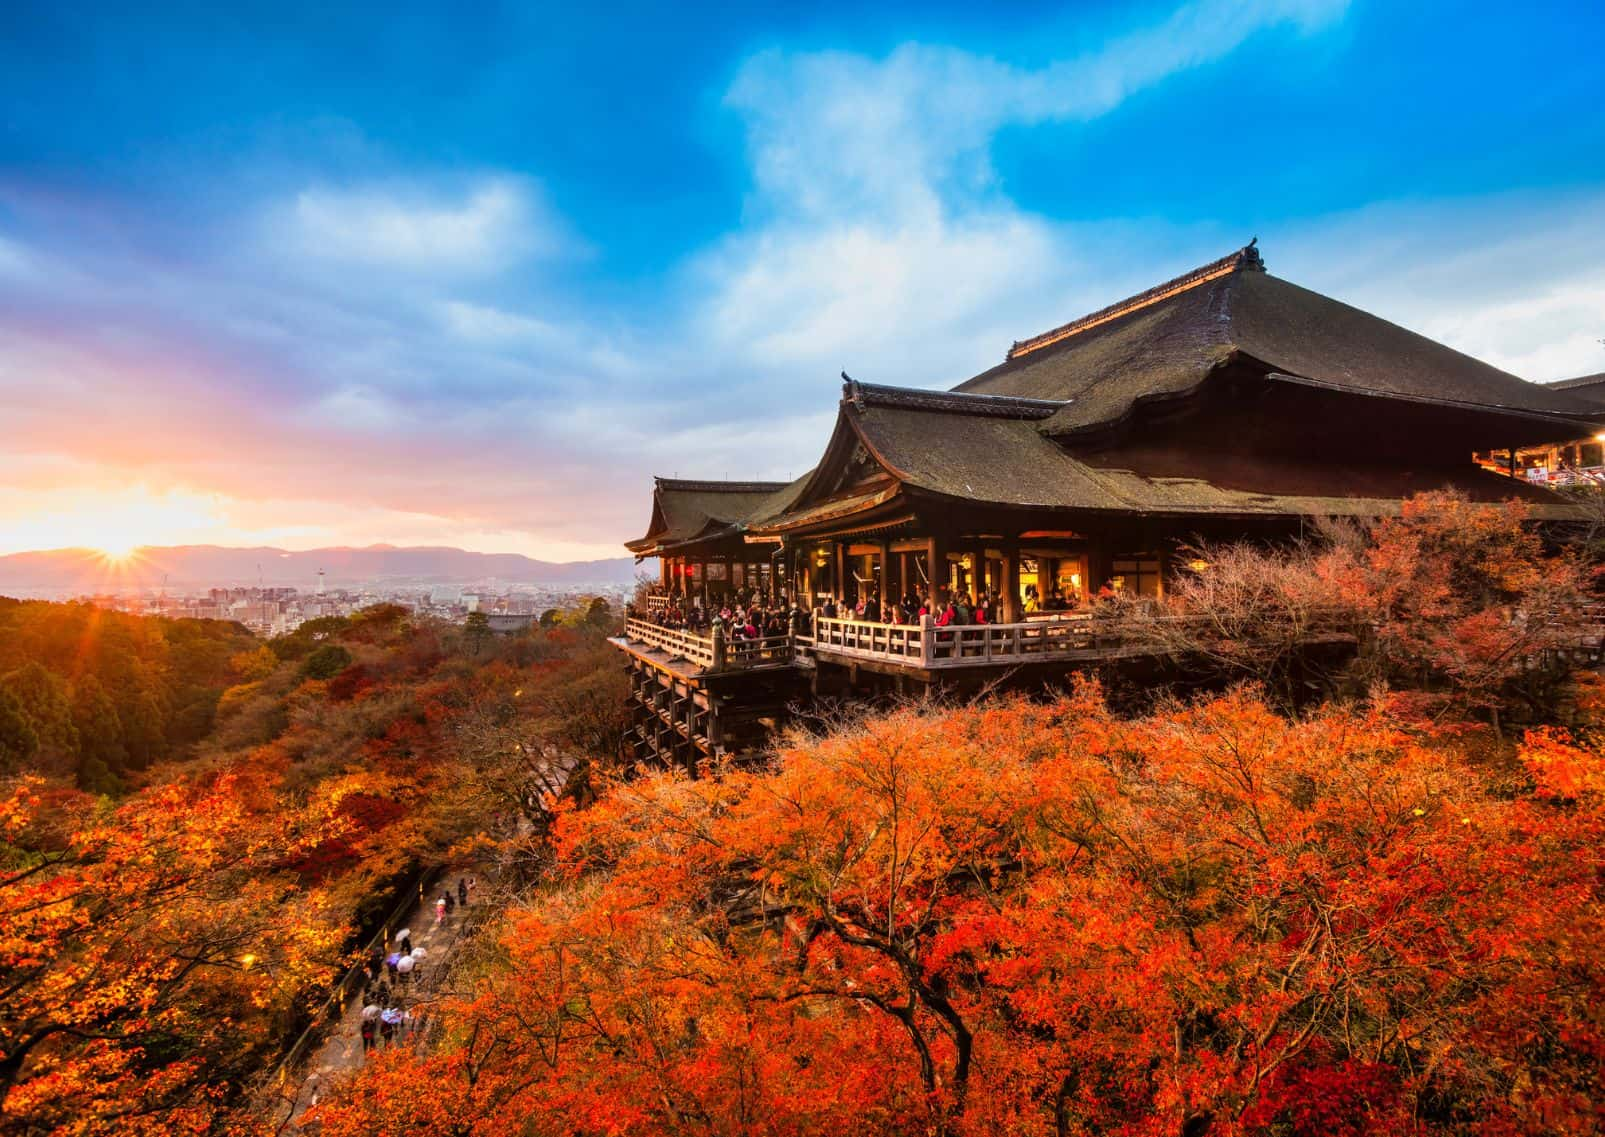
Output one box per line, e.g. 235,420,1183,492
645,593,670,615
622,618,718,669
627,609,1369,674
622,617,793,672
808,613,1102,669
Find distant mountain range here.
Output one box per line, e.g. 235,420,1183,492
0,545,641,594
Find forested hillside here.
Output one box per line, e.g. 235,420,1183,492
0,600,258,792
0,599,627,1135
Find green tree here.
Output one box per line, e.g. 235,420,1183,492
0,687,39,774
118,687,168,771
464,611,491,656
1,663,80,775
583,597,613,629
302,644,353,681
71,676,126,793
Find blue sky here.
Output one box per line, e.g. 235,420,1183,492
2,0,1603,559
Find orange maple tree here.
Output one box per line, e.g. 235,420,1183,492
0,770,347,1135
312,680,1604,1136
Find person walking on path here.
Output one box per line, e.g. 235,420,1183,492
408,944,428,983
359,1017,376,1054
395,927,411,953
379,1009,397,1049
396,952,415,987
444,890,456,918
434,895,447,925
458,877,469,907
385,951,401,982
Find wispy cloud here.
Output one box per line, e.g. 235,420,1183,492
696,0,1351,400
281,176,567,272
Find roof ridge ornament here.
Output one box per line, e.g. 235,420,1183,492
653,477,791,493
1005,241,1267,362
847,380,1068,420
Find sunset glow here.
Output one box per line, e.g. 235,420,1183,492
2,2,1603,565
0,486,227,558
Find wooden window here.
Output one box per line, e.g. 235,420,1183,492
1111,556,1162,598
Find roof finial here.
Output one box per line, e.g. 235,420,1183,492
1241,237,1265,272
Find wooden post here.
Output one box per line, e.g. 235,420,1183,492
877,539,890,611
710,618,726,672
999,541,1019,623
835,542,847,609
927,534,945,603
919,611,935,666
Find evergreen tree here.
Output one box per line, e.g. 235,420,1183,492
1,662,80,777
71,676,126,793
0,687,39,774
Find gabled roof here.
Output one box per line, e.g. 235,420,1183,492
1548,372,1605,406
958,243,1605,439
748,378,1580,533
627,477,794,555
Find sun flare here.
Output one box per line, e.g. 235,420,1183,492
0,486,229,561
94,542,143,564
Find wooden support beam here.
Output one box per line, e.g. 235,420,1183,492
1001,541,1020,623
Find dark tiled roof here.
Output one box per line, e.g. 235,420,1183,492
959,245,1604,437
1548,372,1605,405
1548,371,1605,390
627,478,795,553
845,379,1067,419
844,397,1579,520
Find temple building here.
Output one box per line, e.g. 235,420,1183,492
614,243,1604,767
1478,371,1605,486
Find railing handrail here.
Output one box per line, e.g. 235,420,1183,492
623,617,797,672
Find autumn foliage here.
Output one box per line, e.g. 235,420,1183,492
0,599,628,1134
312,678,1604,1136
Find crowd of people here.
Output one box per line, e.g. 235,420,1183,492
356,875,475,1057
638,580,1085,635
637,588,801,639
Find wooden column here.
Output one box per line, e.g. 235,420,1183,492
1001,541,1021,623
926,535,945,603
835,542,847,608
877,539,890,609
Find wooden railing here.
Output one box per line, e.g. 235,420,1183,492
645,593,669,616
806,614,1105,669
622,617,794,672
625,609,1371,674
622,618,718,669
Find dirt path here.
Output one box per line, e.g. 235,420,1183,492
283,880,480,1128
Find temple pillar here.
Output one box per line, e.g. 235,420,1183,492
1001,542,1021,623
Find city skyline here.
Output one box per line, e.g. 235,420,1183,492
3,0,1604,561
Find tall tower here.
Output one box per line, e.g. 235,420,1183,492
317,569,326,597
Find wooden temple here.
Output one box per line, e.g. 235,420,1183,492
613,242,1604,767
